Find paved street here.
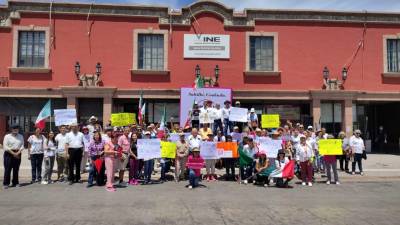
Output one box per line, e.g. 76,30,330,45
0,179,400,225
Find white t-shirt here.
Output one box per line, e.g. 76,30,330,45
28,135,47,154
213,108,223,121
45,140,56,157
222,107,230,119
350,136,365,154
55,133,68,153
188,134,202,150
66,131,84,148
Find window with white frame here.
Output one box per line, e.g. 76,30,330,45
387,39,400,73
249,36,274,71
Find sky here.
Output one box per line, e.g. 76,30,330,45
1,0,400,12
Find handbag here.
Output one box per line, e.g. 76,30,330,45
362,150,367,160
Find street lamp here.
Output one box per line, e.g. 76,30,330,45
96,62,102,75
323,66,329,80
195,64,200,78
75,61,80,79
214,65,219,82
342,67,348,81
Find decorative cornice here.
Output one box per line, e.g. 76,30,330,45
2,0,400,28
60,86,117,98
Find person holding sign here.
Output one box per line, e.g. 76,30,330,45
296,135,314,187
199,123,212,140
247,108,259,131
204,134,217,181
143,131,155,184
186,147,205,189
324,135,340,185
116,127,131,185
87,131,105,188
128,133,140,186
175,133,189,182
254,151,270,187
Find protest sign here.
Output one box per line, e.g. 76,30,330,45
200,142,219,159
161,141,176,159
137,139,161,160
258,138,283,157
111,113,137,127
229,107,248,122
180,88,231,127
216,142,238,158
318,139,343,155
169,133,180,142
261,114,280,128
54,109,77,126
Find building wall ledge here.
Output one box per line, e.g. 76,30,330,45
382,72,400,78
243,71,281,77
9,67,52,73
130,69,170,76
60,86,117,98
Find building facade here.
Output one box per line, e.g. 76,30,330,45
1,0,400,153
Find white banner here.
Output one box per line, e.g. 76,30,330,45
258,138,283,158
184,34,230,59
200,142,219,159
54,109,77,126
180,88,231,127
137,139,161,160
229,107,248,122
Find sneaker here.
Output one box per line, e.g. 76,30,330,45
211,176,216,181
302,182,306,186
188,185,193,189
106,187,116,192
336,181,341,185
308,182,313,187
128,180,135,185
133,179,139,185
15,184,21,188
360,172,364,176
351,172,355,175
86,184,93,188
326,181,331,185
206,176,211,182
41,181,48,185
68,181,73,185
3,185,8,190
264,184,269,187
244,180,248,184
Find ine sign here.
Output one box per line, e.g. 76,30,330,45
184,34,230,59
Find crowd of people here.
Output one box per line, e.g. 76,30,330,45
2,101,367,191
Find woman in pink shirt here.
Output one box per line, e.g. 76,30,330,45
186,147,205,189
104,133,120,192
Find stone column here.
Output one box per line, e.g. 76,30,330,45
343,99,353,134
312,98,321,130
103,96,112,128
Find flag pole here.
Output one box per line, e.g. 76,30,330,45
49,99,52,131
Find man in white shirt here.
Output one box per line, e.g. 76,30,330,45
222,100,232,136
187,128,202,153
65,123,84,184
349,129,365,175
2,125,24,189
55,125,68,181
247,108,259,131
212,103,223,135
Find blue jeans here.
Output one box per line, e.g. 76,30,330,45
240,164,254,180
213,119,223,135
31,153,44,181
160,159,170,180
223,119,233,136
189,169,199,187
144,159,154,182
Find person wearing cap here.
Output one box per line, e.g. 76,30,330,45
2,125,24,189
230,126,243,143
175,132,189,182
254,151,270,187
273,149,292,188
116,127,131,185
143,131,155,184
247,108,259,131
65,123,84,185
28,127,47,183
296,135,314,186
80,126,91,173
240,137,257,184
222,100,232,136
190,102,200,129
254,128,263,144
87,116,98,135
55,125,69,182
350,129,365,175
188,128,202,153
186,147,205,189
212,103,223,135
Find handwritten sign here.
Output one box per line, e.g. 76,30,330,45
261,114,280,128
137,139,161,160
200,142,219,159
54,109,77,126
229,107,248,122
216,142,238,158
258,139,283,158
161,141,176,159
318,139,343,155
111,113,137,127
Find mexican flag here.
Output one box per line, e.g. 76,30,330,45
35,100,51,130
269,160,295,179
239,145,253,167
192,76,204,89
159,104,167,130
138,90,145,125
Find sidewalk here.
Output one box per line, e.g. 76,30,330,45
1,150,399,182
